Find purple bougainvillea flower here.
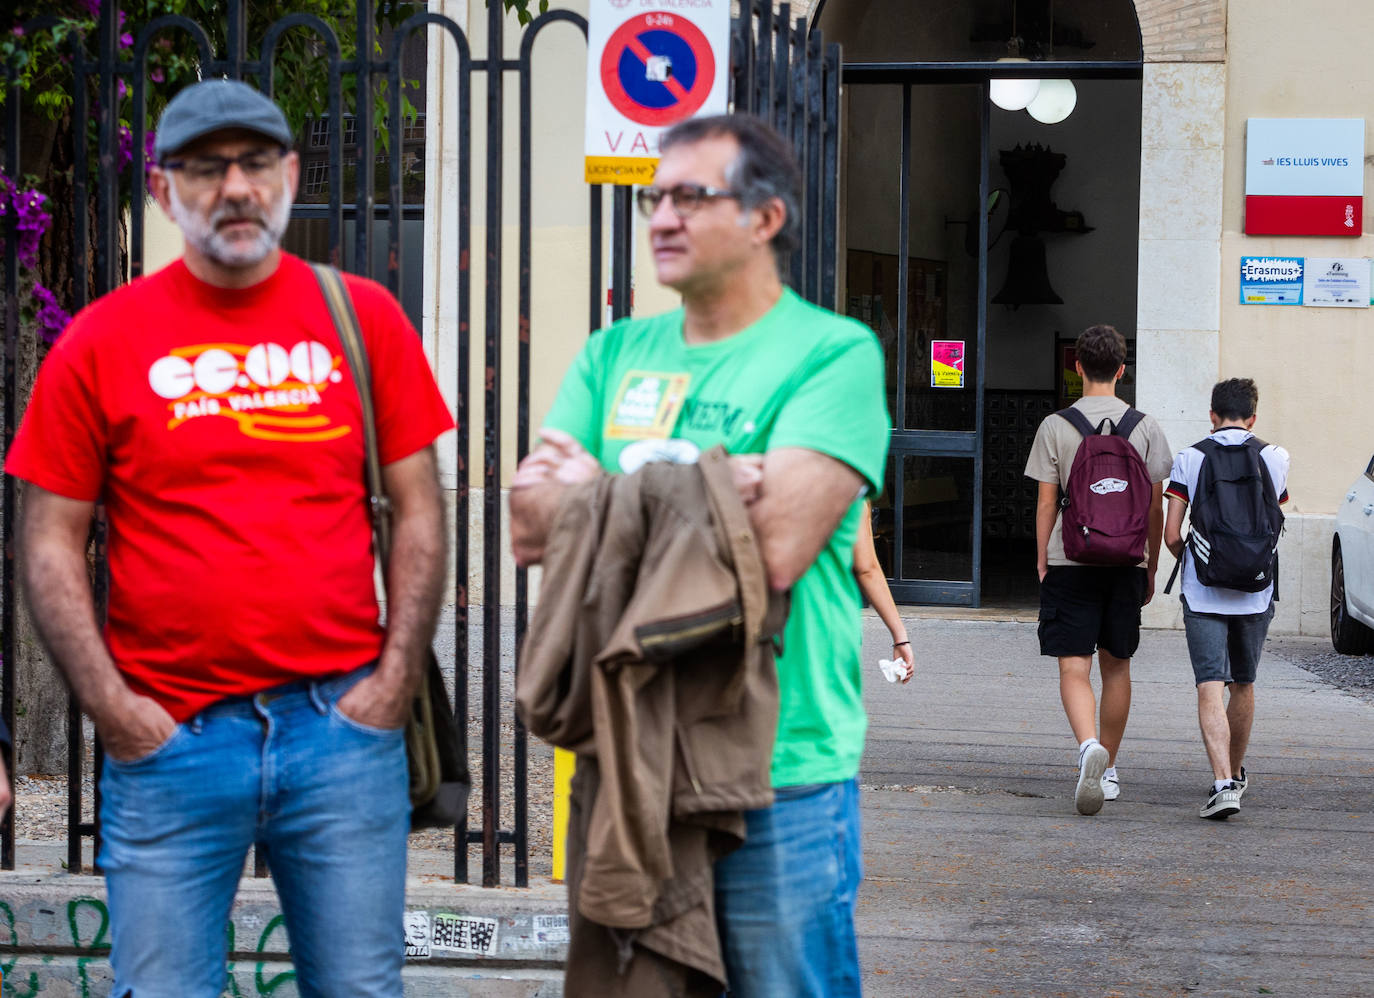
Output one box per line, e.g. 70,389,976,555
33,283,73,345
13,188,51,270
82,0,101,17
118,125,133,171
150,68,164,83
12,26,24,37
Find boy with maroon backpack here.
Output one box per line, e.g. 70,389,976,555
1024,325,1172,815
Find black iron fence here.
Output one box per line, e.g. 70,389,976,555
0,0,839,887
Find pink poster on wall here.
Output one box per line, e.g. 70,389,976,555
930,340,965,388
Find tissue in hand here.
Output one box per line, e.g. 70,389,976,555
878,658,910,683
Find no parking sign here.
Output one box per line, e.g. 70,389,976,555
585,1,730,184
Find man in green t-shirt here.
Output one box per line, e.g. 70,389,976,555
510,115,889,996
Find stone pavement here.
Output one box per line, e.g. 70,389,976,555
856,615,1374,998
2,615,1370,996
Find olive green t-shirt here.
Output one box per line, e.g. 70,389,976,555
544,288,891,787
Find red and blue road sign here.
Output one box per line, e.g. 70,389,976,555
599,13,716,127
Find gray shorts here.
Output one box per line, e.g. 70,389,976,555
1181,596,1275,685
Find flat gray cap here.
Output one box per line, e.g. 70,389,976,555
154,79,292,161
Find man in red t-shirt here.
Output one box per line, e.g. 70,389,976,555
6,80,453,997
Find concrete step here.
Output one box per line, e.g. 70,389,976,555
1,868,570,997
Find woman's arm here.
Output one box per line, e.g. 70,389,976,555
853,504,914,681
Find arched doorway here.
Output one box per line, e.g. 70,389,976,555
816,0,1144,607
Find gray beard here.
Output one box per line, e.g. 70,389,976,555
168,181,292,269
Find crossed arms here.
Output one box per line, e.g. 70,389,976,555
509,428,865,592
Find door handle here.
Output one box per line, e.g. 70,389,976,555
1350,490,1360,502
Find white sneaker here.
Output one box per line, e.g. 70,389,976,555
1075,742,1109,815
1102,771,1121,802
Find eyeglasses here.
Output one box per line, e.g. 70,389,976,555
635,183,739,219
161,147,287,187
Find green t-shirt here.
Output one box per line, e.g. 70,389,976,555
545,288,891,786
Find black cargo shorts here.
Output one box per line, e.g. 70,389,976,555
1038,564,1148,660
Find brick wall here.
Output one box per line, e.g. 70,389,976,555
804,1,1226,65
1134,0,1226,62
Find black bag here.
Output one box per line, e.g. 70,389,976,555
313,264,470,830
1166,436,1283,596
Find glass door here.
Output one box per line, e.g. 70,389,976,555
843,81,988,605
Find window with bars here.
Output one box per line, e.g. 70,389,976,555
303,159,329,195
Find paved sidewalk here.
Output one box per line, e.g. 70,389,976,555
856,616,1374,998
5,615,1368,996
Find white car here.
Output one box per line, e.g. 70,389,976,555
1332,452,1374,654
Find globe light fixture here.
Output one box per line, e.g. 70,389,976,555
1026,78,1077,124
990,60,1041,111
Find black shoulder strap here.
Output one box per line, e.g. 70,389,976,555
1194,436,1221,455
1055,407,1096,438
311,263,393,569
1113,407,1145,440
1247,436,1281,505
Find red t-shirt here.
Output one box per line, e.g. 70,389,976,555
5,252,455,721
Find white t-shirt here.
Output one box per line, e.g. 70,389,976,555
1165,428,1290,615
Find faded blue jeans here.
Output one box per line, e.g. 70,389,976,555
98,666,410,998
714,778,864,997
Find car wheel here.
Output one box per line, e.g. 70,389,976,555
1331,544,1374,655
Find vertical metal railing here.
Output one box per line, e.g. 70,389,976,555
732,1,840,305
0,16,26,876
0,0,843,883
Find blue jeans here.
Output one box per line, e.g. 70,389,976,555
99,667,410,998
714,778,863,997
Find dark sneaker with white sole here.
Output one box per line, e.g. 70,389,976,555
1200,782,1241,820
1233,767,1248,799
1075,743,1109,815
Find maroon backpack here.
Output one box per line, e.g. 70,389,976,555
1056,407,1152,565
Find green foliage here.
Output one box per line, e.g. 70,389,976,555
504,0,551,27
1,2,429,150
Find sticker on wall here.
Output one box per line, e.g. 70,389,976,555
1302,257,1371,307
930,340,965,388
1239,256,1304,304
533,914,571,946
430,914,499,957
404,912,431,959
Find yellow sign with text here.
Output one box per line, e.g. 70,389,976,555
585,156,658,186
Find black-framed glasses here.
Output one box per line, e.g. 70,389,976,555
161,147,287,187
635,183,739,219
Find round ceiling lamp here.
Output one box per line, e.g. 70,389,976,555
989,59,1041,111
1027,78,1077,124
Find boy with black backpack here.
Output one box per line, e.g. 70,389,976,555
1025,325,1172,816
1163,378,1288,821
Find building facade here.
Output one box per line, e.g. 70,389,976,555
139,0,1371,635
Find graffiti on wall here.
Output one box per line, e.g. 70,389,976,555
0,897,295,997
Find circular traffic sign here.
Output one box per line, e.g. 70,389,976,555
600,12,716,128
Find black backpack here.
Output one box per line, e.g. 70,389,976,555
1165,436,1284,596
